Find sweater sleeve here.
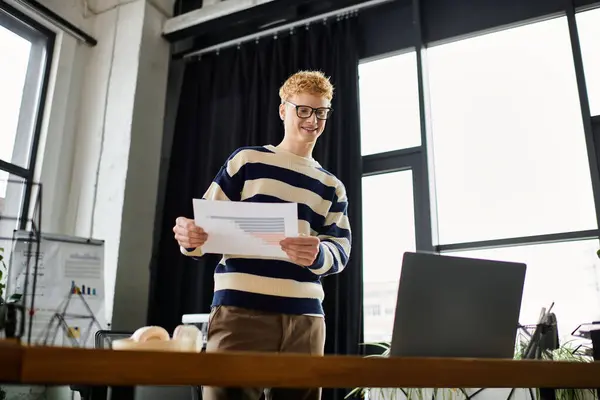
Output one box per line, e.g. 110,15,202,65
181,149,246,258
202,149,246,202
307,185,352,277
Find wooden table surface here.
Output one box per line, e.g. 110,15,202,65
0,340,22,383
2,341,600,388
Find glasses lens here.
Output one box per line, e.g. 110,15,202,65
316,109,330,120
297,106,313,118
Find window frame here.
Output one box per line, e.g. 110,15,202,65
0,1,55,230
423,13,600,248
593,116,600,179
425,5,600,252
362,147,433,250
359,1,600,254
567,1,600,230
358,0,600,346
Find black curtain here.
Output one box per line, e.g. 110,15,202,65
149,14,364,400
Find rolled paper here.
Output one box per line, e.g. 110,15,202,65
131,326,170,343
173,324,203,352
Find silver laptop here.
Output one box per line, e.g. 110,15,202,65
390,251,526,358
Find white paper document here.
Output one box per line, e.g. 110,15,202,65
193,200,298,258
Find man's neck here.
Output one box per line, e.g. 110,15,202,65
276,139,315,159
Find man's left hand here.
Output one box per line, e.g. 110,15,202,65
280,235,320,266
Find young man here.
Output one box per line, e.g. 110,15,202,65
173,70,351,400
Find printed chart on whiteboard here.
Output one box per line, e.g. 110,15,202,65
8,232,106,348
193,200,298,258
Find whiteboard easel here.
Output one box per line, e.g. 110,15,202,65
7,230,107,347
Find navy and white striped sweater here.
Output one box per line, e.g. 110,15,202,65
181,145,351,316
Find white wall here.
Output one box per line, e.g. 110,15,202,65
8,0,264,339
1,4,173,399
6,0,174,332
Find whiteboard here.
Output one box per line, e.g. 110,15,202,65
7,230,107,348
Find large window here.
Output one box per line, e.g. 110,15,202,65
0,3,54,228
359,12,600,346
359,51,422,342
426,17,600,336
577,7,600,116
449,240,600,338
0,24,33,169
428,16,597,245
362,170,416,342
359,51,421,156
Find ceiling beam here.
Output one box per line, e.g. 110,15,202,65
163,0,279,39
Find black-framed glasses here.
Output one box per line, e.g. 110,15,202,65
284,101,333,120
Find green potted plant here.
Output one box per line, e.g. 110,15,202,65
346,342,460,400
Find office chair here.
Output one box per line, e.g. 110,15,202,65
71,330,200,400
70,330,134,400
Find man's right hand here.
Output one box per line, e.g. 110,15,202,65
173,217,208,249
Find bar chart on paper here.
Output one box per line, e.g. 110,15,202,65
208,216,286,245
193,200,298,258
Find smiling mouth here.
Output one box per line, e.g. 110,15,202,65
301,127,318,133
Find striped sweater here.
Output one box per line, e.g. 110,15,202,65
181,145,352,316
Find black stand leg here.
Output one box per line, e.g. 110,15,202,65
192,386,201,400
591,330,600,400
109,386,135,400
89,385,108,400
538,388,556,400
70,385,89,399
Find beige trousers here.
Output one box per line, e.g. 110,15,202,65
202,305,326,400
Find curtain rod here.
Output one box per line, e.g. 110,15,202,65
183,0,393,59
